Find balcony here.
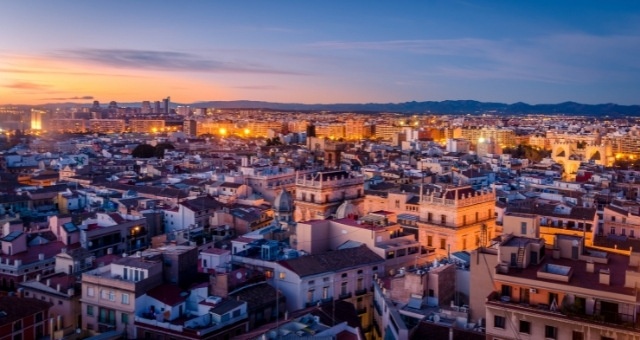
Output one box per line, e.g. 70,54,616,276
305,300,320,308
355,288,368,296
339,292,352,300
486,291,640,330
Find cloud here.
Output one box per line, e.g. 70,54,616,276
41,95,94,101
232,85,278,90
310,33,640,84
2,81,48,90
57,49,303,75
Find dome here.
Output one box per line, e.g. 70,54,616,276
273,189,293,213
335,200,359,219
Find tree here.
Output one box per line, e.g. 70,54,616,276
155,143,175,158
131,144,155,158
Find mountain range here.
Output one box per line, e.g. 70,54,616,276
40,100,640,116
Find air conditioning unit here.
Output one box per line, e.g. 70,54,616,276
529,288,537,294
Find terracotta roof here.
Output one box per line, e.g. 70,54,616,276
0,296,52,325
278,245,384,278
146,284,187,307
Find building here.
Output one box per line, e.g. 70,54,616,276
416,184,497,257
272,245,384,339
485,231,640,339
293,170,365,222
89,119,126,134
0,295,52,340
81,254,164,337
129,119,166,133
30,109,46,131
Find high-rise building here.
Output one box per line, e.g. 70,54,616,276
141,101,151,114
163,96,170,114
30,109,45,130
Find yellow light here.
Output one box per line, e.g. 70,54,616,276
152,127,157,133
244,128,250,135
219,128,227,136
478,137,486,143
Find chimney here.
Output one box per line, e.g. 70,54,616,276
586,261,594,273
36,274,41,281
107,248,113,255
46,279,51,287
599,269,610,285
56,284,61,292
38,253,44,261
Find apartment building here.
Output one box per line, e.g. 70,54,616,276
293,170,365,222
416,184,496,257
129,119,165,133
88,119,126,134
81,254,164,337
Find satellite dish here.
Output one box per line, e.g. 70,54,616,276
236,272,243,280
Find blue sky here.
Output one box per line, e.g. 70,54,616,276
1,1,639,105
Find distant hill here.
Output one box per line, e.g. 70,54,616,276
187,100,640,116
40,100,640,116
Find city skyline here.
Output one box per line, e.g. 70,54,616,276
2,1,640,106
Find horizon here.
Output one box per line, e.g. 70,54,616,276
2,1,640,105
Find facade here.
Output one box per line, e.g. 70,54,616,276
81,254,164,337
416,185,496,257
272,245,384,339
293,170,365,222
49,119,87,133
129,119,166,133
0,296,52,340
89,119,126,134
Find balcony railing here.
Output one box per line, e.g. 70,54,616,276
339,292,352,300
486,291,640,330
355,288,368,296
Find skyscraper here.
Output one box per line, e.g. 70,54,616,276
163,96,170,114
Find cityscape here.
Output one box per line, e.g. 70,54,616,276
2,2,640,340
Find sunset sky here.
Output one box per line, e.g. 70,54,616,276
1,1,640,105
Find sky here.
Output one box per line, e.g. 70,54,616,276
1,1,640,106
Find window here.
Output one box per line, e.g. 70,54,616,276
462,238,467,250
87,305,94,316
572,331,584,340
440,215,446,225
545,325,557,339
611,216,616,222
494,315,505,329
13,320,22,331
427,236,433,247
100,290,108,299
122,293,129,305
440,238,446,250
521,222,527,235
501,284,512,298
548,292,558,306
610,227,615,235
109,291,115,301
462,215,467,225
233,309,241,318
121,313,129,324
322,286,329,299
279,272,286,280
475,212,479,222
35,312,43,323
622,229,627,236
395,200,400,209
341,281,348,295
427,212,432,222
87,287,95,297
519,320,531,334
632,230,636,238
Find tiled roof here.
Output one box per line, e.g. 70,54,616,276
278,245,384,278
146,284,187,307
0,296,52,325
